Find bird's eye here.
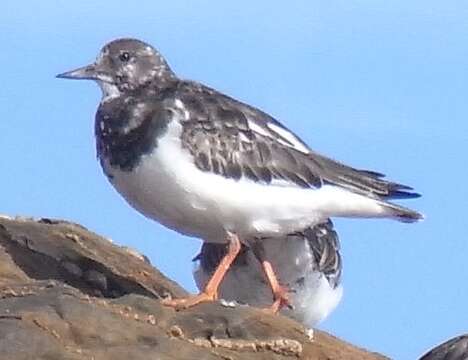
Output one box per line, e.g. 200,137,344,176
119,52,131,62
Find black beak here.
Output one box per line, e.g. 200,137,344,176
56,64,98,80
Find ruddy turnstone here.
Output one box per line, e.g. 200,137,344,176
419,334,468,360
57,38,422,310
194,220,342,326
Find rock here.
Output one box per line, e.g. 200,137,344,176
0,216,389,360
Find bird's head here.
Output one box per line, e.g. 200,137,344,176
57,38,174,99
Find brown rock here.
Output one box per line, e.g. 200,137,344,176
0,215,389,360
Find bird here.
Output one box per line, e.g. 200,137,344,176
419,334,468,360
193,220,343,327
57,38,422,310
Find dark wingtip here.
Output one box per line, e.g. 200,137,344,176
409,192,422,199
386,180,421,200
354,167,421,200
388,190,422,200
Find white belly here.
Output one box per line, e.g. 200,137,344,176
103,120,387,243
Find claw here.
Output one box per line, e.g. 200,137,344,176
268,284,294,313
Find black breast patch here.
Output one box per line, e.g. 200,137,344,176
95,96,170,172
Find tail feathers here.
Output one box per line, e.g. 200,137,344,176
380,201,424,223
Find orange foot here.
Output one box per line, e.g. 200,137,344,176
161,291,217,310
162,232,241,311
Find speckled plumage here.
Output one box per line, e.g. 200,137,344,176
96,77,422,199
419,335,468,360
58,37,422,243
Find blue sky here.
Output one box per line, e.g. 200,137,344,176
2,1,467,358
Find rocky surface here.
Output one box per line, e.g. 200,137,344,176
0,215,390,360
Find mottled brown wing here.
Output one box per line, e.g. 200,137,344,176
176,81,420,198
177,83,322,188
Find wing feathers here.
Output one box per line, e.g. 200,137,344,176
307,151,421,199
175,81,421,203
303,220,342,288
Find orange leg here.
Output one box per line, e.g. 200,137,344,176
261,260,292,313
162,232,241,310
